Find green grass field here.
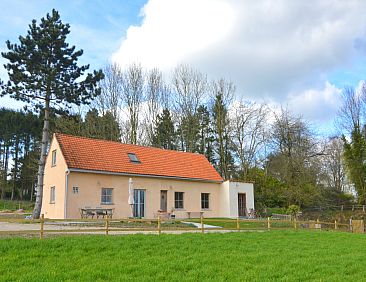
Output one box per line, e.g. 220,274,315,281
0,230,365,281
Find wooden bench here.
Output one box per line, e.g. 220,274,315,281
187,211,204,219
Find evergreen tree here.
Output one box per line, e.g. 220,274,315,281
197,105,214,162
212,94,235,180
1,10,104,218
152,109,176,150
343,125,366,204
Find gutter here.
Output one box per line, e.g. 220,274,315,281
68,168,223,184
64,169,70,218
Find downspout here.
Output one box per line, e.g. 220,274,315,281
64,169,70,219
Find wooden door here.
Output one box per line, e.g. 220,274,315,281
238,193,247,217
160,190,167,212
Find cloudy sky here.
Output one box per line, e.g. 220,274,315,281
1,0,366,134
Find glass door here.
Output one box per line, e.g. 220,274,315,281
133,189,145,218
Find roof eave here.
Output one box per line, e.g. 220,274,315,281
68,168,223,183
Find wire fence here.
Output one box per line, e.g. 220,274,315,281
0,214,364,239
302,204,366,212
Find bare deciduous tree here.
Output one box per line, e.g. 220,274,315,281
172,64,207,151
121,63,145,144
232,101,269,178
143,68,171,145
94,63,123,121
320,137,346,191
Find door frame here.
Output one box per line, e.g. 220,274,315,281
238,193,247,217
160,190,168,212
133,189,146,218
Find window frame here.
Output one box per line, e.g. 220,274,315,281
101,188,113,205
72,187,79,194
50,186,55,204
51,150,57,166
174,192,184,209
127,153,140,163
201,193,210,210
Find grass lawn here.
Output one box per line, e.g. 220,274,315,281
0,200,34,212
0,230,365,281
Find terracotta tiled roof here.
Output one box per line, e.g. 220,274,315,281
55,133,223,182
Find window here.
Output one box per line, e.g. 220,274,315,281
101,188,113,204
51,150,57,166
72,187,79,194
174,192,184,209
50,186,55,203
201,193,210,209
128,153,140,163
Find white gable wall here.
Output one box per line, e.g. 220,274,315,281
219,181,255,218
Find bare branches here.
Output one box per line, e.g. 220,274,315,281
232,101,269,177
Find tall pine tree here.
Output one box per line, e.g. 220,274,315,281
1,10,104,218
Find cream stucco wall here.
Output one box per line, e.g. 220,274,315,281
41,136,68,219
219,181,255,218
65,172,222,219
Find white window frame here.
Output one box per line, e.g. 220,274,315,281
174,192,184,209
50,186,55,204
101,188,113,205
51,150,57,166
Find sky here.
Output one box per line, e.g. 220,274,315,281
1,0,366,135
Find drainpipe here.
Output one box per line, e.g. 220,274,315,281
64,169,70,219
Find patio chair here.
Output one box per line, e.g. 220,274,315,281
95,206,107,219
84,206,95,219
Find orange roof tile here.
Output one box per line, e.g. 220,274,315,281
55,133,223,182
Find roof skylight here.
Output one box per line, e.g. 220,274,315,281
128,153,140,163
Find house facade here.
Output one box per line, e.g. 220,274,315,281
41,133,254,219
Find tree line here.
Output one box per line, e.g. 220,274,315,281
0,9,363,217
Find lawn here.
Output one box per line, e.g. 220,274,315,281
0,231,365,281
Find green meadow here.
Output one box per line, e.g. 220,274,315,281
0,231,365,281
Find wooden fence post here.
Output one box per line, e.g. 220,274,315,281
267,217,271,230
294,218,297,230
363,205,365,213
201,215,204,234
236,217,240,231
105,217,109,235
40,214,44,239
334,220,338,230
341,205,344,212
158,215,161,235
349,218,353,232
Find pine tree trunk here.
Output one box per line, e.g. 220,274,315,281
33,99,50,219
2,144,9,199
11,136,19,200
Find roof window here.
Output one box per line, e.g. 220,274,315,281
128,153,140,163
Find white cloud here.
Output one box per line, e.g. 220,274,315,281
287,81,342,123
112,0,366,102
112,0,234,70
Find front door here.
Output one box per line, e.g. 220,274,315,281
238,193,247,217
133,189,145,218
160,190,167,212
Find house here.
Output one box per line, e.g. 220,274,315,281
41,133,254,219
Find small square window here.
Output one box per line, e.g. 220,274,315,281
128,153,140,163
73,187,79,194
51,150,57,166
101,188,113,204
50,186,55,203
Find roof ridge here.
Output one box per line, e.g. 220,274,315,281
54,132,205,156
